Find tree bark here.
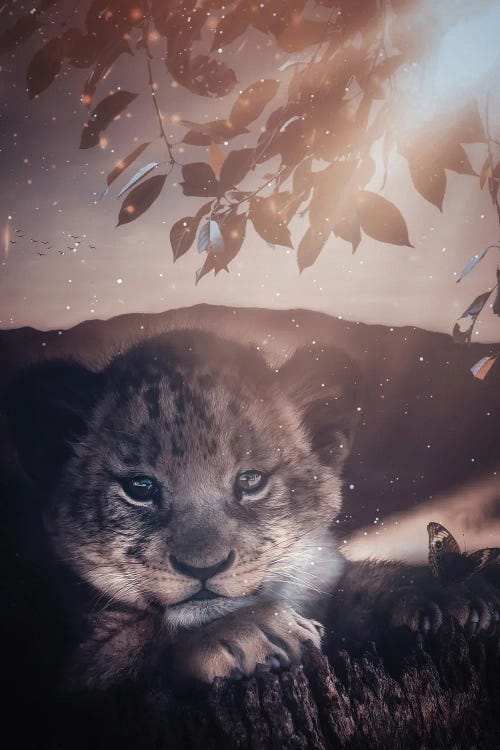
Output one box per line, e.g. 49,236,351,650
54,620,500,750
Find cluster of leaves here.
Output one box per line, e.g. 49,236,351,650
3,0,500,330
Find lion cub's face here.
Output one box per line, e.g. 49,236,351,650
10,331,359,629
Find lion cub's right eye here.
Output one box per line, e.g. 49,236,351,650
235,470,265,496
121,476,159,504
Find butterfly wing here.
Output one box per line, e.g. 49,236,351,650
427,522,461,554
464,548,500,578
427,522,462,584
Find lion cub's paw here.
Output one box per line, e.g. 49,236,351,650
176,603,323,684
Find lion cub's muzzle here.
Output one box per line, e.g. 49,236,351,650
170,550,236,601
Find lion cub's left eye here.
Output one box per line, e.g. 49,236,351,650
121,476,159,504
236,470,265,494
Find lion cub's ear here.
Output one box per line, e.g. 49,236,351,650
2,360,104,489
278,346,362,469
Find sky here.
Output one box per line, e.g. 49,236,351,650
0,0,499,340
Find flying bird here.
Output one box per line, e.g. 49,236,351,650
37,252,45,256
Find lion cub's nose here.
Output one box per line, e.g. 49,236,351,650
169,550,235,582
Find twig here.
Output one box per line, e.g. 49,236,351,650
146,58,176,166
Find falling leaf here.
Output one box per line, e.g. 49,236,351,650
452,289,493,344
117,174,166,226
117,163,158,198
170,201,213,261
107,142,150,187
80,91,138,149
197,219,224,254
356,191,412,246
471,354,498,380
209,142,225,179
456,245,497,283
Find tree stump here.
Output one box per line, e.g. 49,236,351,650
52,620,500,750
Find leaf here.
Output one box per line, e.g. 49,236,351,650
456,246,497,283
371,53,405,80
471,354,498,380
279,54,314,72
229,80,280,131
189,55,238,98
195,211,247,282
80,91,138,149
333,213,362,254
170,201,213,262
210,7,251,51
107,142,150,187
479,158,490,189
452,289,493,344
209,142,225,179
0,5,55,56
494,268,500,317
356,191,412,247
442,143,476,176
278,19,327,53
197,220,224,255
216,211,247,270
292,157,314,196
181,119,244,145
195,253,216,285
117,174,166,227
249,194,294,248
218,148,255,193
27,36,66,98
181,163,219,197
309,162,356,231
297,226,328,272
408,158,446,211
117,163,158,198
453,100,487,144
83,37,132,107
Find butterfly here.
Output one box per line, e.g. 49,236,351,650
427,521,500,586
